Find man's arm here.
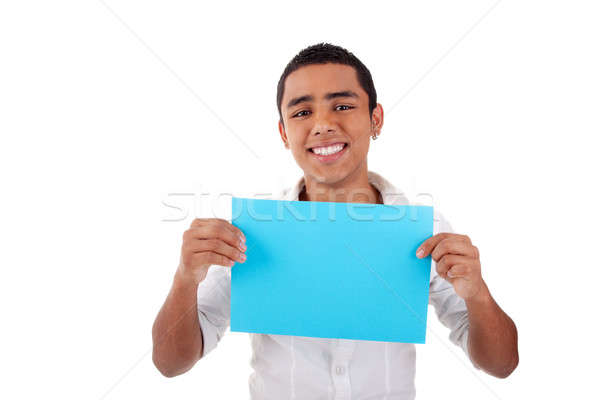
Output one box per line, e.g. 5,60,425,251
418,232,519,378
464,281,519,378
152,218,245,377
152,267,204,378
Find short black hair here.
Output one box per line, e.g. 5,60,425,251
276,42,377,126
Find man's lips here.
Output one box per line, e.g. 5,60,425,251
308,142,349,163
307,141,348,153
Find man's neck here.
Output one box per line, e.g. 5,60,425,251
299,167,383,204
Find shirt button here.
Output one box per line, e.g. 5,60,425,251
335,365,345,375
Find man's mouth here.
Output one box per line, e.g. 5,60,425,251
308,142,349,163
308,142,348,155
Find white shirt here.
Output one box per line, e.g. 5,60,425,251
196,170,475,400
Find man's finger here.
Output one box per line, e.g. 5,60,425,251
447,263,469,278
430,238,477,262
435,254,466,278
191,217,245,240
415,232,452,258
213,218,245,240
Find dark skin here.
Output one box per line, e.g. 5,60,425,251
417,233,519,378
278,63,384,205
279,63,519,378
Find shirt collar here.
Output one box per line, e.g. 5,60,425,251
281,170,409,205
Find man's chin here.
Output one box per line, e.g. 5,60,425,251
304,167,351,186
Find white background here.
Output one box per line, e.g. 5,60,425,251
1,0,598,398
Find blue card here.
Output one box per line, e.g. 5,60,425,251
230,197,433,343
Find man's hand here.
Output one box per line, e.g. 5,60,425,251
416,233,484,301
178,218,247,286
416,232,519,378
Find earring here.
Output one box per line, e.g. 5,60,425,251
371,128,379,140
371,123,379,140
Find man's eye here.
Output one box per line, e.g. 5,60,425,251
293,110,310,118
336,105,354,111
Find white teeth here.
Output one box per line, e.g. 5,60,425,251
312,143,345,156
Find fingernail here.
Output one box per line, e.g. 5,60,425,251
240,254,246,262
447,271,453,278
416,248,424,258
240,242,247,251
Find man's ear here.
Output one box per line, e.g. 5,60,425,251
371,103,384,134
278,120,290,149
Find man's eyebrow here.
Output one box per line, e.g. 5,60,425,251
287,95,313,109
286,90,359,109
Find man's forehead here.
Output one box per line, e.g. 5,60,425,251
283,64,362,100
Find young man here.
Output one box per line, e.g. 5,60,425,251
152,43,519,399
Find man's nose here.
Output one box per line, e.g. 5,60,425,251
311,110,336,136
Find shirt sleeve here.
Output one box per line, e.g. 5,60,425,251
196,265,231,358
428,210,479,369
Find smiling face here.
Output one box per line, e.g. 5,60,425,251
278,63,383,186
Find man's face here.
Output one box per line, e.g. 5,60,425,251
278,63,383,185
